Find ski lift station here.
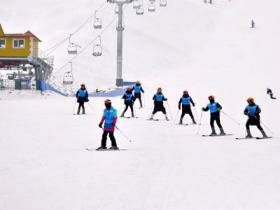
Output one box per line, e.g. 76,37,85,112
0,24,53,90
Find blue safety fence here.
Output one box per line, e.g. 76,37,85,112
40,80,135,97
40,81,68,96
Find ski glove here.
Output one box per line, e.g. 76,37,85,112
98,122,103,128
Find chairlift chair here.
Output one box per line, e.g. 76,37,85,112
67,34,81,55
136,6,144,15
159,0,167,7
148,1,156,12
93,10,102,29
67,43,78,55
133,0,141,9
63,71,74,85
92,36,102,57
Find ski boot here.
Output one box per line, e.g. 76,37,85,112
210,127,217,136
165,115,169,121
260,129,268,138
149,114,154,120
179,117,183,125
82,108,85,115
77,107,81,115
132,112,135,118
219,127,226,136
245,129,253,138
109,146,119,150
96,146,107,151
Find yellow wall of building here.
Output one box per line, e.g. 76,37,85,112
0,36,32,57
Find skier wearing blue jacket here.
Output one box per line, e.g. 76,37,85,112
75,84,89,115
202,95,225,136
150,87,169,121
178,90,196,124
120,87,136,117
244,97,267,138
132,81,145,108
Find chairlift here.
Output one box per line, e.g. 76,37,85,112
93,10,102,29
133,0,141,9
159,0,167,7
63,72,74,85
92,36,102,57
67,34,81,55
136,6,144,15
148,1,156,12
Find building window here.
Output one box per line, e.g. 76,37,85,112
0,39,6,48
13,39,25,48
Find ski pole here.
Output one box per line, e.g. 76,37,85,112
166,101,173,120
173,109,180,124
115,126,133,143
261,121,274,135
196,111,204,135
221,111,241,126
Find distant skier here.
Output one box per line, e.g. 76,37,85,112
150,87,169,121
251,19,255,28
267,88,276,99
178,90,196,124
202,95,225,136
120,87,136,118
244,97,267,138
97,99,119,150
132,81,145,108
75,83,89,115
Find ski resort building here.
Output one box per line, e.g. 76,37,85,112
0,24,52,90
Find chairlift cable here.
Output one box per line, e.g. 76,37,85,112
43,1,109,55
53,5,129,75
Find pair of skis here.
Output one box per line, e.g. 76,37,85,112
235,136,272,140
201,134,272,139
86,148,127,151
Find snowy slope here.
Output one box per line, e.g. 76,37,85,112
1,0,280,210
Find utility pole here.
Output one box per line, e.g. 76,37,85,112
107,0,133,87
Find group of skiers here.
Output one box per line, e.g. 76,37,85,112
75,82,272,150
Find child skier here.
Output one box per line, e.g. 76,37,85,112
132,81,145,108
75,83,89,115
244,97,267,138
178,90,196,124
202,95,225,136
120,87,136,118
267,88,277,99
97,99,119,150
150,87,169,121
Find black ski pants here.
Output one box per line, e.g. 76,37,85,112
77,102,85,114
101,131,117,147
246,117,263,131
153,103,166,115
210,112,222,128
122,102,134,115
181,105,194,120
134,93,143,107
